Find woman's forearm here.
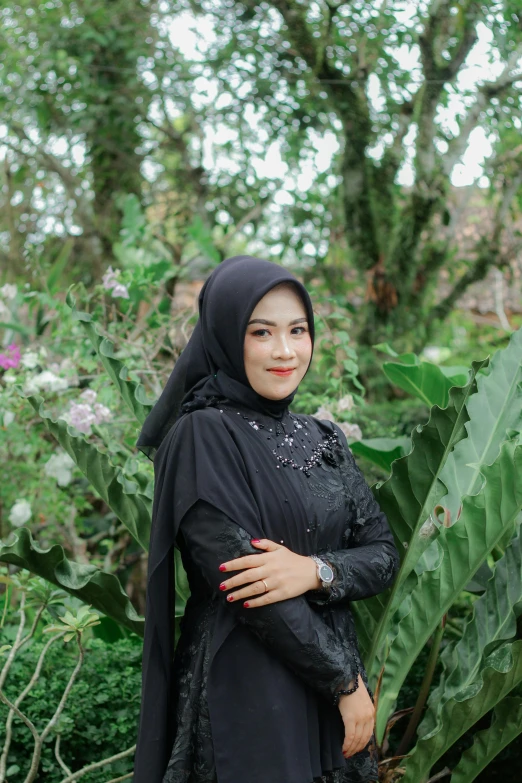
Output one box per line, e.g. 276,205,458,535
180,500,360,703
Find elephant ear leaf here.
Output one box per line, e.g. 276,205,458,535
24,394,152,550
349,437,412,473
419,526,522,741
400,641,522,783
450,697,522,783
0,528,143,637
375,439,522,742
66,287,154,424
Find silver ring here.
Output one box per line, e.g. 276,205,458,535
261,579,269,593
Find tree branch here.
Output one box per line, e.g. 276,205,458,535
268,0,380,266
444,44,522,175
416,0,481,184
4,124,97,238
428,169,522,324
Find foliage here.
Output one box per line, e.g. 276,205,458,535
0,574,141,782
2,279,522,780
2,2,521,347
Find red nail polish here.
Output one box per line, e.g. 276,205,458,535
244,602,250,608
227,595,234,602
219,583,226,591
219,565,226,572
251,539,261,544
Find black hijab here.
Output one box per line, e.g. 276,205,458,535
133,256,317,782
136,254,315,459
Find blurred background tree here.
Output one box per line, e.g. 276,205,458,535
1,0,521,353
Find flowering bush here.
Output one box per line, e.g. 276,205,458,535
0,344,21,370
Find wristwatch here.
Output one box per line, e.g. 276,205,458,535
310,555,335,589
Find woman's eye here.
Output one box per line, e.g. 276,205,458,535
292,327,307,335
252,329,270,337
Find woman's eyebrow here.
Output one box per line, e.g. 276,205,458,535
247,317,308,326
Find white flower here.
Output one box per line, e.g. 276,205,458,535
111,282,130,299
337,421,363,441
20,351,40,369
9,499,32,527
79,388,97,404
313,405,335,422
24,371,69,394
44,451,75,487
422,346,451,364
93,402,112,423
337,394,354,413
0,284,17,300
3,411,15,427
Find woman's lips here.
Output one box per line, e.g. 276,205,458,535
267,368,295,377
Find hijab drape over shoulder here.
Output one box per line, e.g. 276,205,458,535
134,256,316,782
136,255,315,460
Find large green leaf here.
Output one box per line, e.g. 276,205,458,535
349,437,412,473
361,332,522,681
0,528,144,636
401,642,522,783
419,526,522,739
354,359,488,668
375,439,522,741
382,356,458,407
450,697,522,783
26,394,152,550
438,326,522,519
65,288,154,425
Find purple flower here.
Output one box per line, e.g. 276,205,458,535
0,343,21,370
111,283,130,299
102,266,119,290
102,266,129,299
68,403,97,434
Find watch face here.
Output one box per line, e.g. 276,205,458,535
319,564,334,583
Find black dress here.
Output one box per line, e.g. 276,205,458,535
160,404,399,783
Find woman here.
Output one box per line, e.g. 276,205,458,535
133,255,400,783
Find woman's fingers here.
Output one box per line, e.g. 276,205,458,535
250,539,281,551
345,720,364,759
342,717,356,757
220,566,267,592
241,587,284,608
225,579,271,603
218,539,281,572
348,720,375,758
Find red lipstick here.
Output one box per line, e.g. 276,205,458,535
268,367,295,377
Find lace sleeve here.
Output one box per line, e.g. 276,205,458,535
179,499,359,704
307,433,400,607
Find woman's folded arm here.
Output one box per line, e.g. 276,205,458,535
307,435,400,607
179,499,360,703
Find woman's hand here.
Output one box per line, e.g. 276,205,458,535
338,675,375,758
218,539,321,607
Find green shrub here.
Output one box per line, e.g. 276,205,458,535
1,635,142,782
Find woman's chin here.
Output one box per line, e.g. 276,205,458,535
254,381,298,401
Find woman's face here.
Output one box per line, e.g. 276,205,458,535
244,284,312,400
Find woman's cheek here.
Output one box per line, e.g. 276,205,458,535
244,338,269,375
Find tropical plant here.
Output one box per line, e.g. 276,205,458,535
2,292,522,780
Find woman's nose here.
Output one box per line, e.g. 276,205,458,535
272,336,295,358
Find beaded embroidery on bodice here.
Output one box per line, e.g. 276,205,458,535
219,406,340,477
